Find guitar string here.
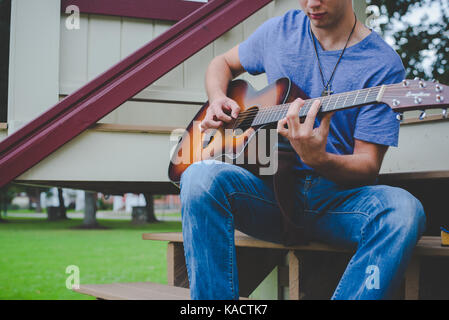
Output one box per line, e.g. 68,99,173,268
238,86,384,118
233,86,442,120
236,95,381,127
228,86,444,128
234,96,443,129
233,84,435,120
235,89,381,126
239,89,381,116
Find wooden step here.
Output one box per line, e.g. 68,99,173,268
142,232,449,256
73,282,190,300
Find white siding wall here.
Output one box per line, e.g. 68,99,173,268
58,4,287,128
7,0,60,134
17,0,299,182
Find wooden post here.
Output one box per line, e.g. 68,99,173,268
404,255,420,300
288,250,301,300
167,242,189,288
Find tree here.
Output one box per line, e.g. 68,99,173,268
83,191,98,228
143,193,158,223
367,0,449,83
0,187,7,222
57,188,67,219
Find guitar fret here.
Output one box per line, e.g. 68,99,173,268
343,93,349,108
353,90,360,105
274,106,281,123
364,88,371,103
324,96,330,111
333,94,341,111
299,101,308,117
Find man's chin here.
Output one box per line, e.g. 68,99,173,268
310,20,332,30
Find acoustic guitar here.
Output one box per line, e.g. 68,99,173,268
168,77,448,184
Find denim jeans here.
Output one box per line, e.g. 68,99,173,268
180,160,426,300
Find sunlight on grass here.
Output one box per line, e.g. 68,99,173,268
0,217,182,300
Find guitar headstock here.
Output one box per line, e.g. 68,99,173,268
381,79,449,120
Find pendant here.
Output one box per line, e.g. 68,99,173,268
321,86,333,97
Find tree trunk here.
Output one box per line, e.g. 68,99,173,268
0,188,6,220
57,188,67,219
83,191,98,227
143,193,158,223
35,188,42,213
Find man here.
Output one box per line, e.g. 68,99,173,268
179,0,426,300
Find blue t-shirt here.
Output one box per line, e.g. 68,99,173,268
238,10,406,173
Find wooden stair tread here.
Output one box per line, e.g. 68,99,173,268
142,232,449,256
73,282,190,300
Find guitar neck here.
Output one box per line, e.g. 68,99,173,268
252,85,385,126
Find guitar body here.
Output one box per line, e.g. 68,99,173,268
168,77,308,184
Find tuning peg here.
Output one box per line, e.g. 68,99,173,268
436,95,444,102
396,112,404,122
419,80,426,88
414,77,421,81
419,110,427,120
402,80,409,87
436,84,443,93
443,108,448,119
414,96,422,104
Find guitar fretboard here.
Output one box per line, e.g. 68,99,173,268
251,86,383,126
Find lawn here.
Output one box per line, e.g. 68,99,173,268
0,217,182,300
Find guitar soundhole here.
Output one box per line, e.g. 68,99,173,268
233,106,258,134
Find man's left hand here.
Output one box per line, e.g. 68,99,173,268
277,98,334,168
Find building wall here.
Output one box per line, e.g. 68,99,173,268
58,3,288,128
13,0,300,183
7,0,60,134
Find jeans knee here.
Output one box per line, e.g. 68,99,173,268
180,160,238,203
180,161,215,199
382,187,426,237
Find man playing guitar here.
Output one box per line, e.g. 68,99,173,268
179,0,426,299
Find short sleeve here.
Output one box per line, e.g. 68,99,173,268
238,17,279,75
354,67,406,147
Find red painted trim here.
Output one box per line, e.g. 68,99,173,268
0,0,274,188
61,0,205,22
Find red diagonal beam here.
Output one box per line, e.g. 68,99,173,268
0,0,273,188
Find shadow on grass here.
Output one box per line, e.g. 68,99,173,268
0,217,182,233
70,223,110,230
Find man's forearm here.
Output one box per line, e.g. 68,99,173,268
311,151,383,185
205,55,235,101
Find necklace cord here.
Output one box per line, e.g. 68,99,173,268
310,12,358,96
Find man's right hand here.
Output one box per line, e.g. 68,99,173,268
200,96,241,132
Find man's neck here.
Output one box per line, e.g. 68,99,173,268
311,11,371,51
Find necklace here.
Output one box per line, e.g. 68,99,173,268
309,12,358,96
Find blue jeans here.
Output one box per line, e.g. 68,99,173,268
180,160,426,300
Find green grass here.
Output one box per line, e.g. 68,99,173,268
0,217,181,300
